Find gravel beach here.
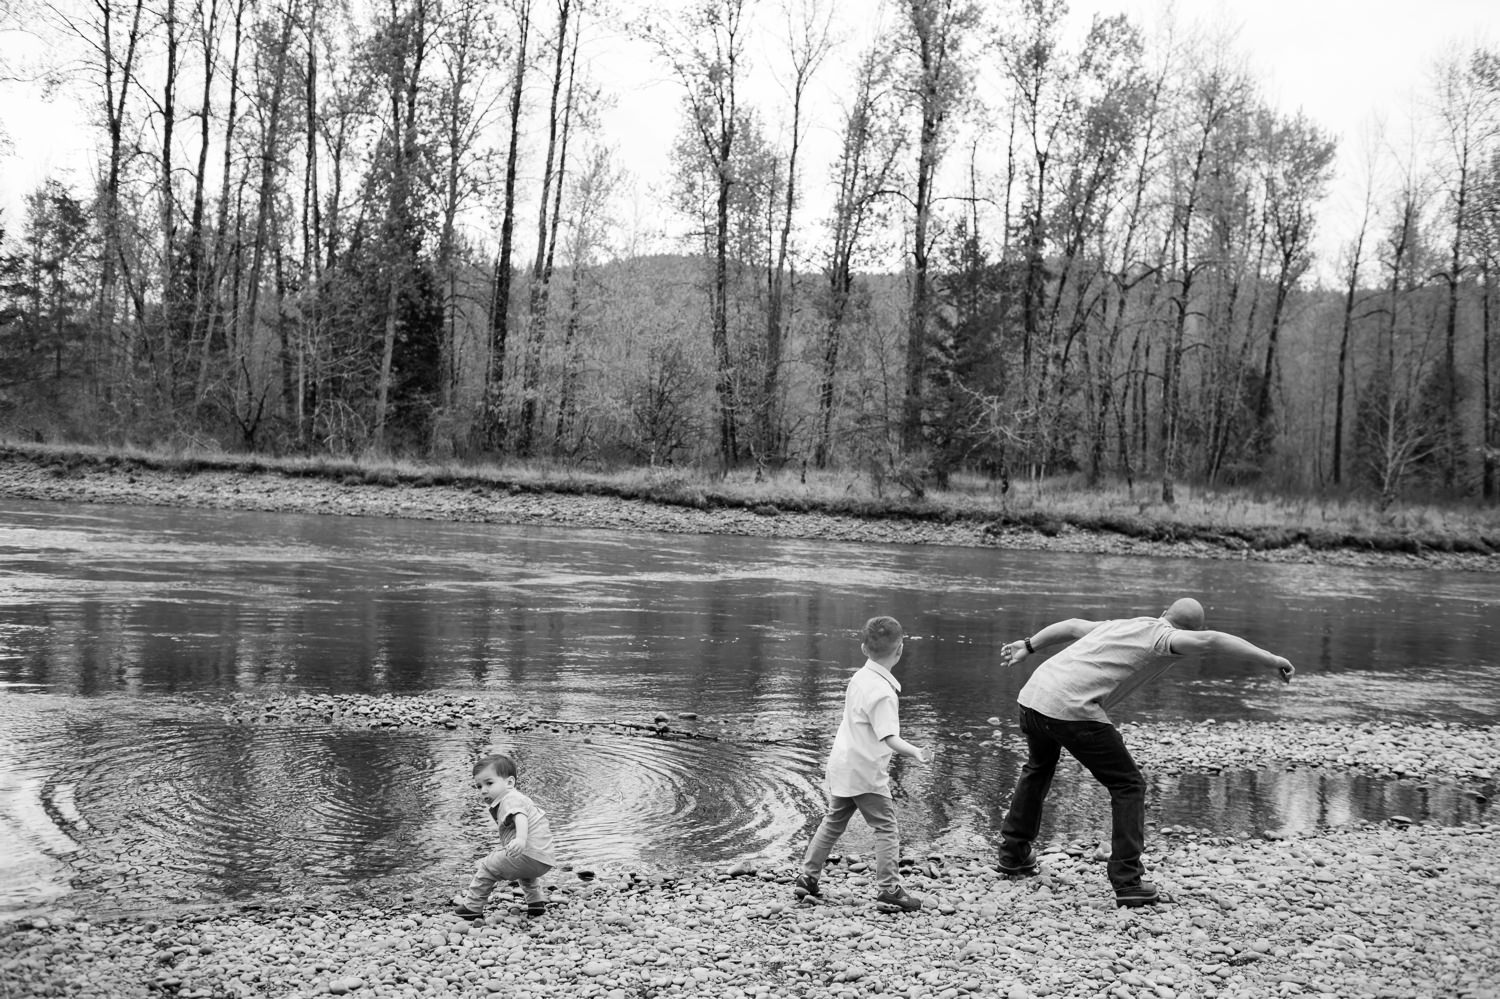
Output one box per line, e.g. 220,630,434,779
4,819,1497,999
2,452,1498,998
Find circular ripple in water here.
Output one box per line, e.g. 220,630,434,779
55,719,443,904
501,734,827,873
3,698,833,912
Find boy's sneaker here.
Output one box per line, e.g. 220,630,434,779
1114,880,1173,908
525,899,547,918
873,886,923,912
450,894,484,920
998,845,1040,877
793,873,821,899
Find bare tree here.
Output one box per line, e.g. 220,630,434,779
747,0,831,469
1158,45,1252,502
371,0,433,453
642,0,753,469
517,0,583,455
813,39,903,468
1252,109,1336,447
1330,123,1381,487
235,0,301,450
486,0,532,449
897,0,977,457
1430,44,1500,492
46,0,148,390
431,0,506,442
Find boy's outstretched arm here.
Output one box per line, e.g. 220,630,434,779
883,733,933,764
1169,630,1295,682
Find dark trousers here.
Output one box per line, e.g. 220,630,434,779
999,705,1147,888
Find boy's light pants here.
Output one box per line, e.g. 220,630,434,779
800,791,901,889
462,850,551,907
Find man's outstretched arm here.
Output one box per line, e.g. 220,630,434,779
1000,618,1100,668
1169,630,1295,682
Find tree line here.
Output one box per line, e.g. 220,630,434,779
1,0,1497,506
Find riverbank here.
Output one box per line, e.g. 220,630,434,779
3,820,1496,999
2,445,1498,573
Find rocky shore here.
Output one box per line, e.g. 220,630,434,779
2,447,1498,573
3,818,1496,999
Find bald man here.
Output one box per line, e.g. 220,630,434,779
996,597,1294,908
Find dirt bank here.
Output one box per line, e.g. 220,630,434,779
3,449,1497,574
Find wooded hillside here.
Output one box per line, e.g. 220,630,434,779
0,0,1496,506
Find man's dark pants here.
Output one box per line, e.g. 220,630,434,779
998,705,1147,889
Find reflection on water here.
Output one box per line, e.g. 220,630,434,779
0,499,1496,915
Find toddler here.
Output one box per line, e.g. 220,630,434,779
452,754,557,919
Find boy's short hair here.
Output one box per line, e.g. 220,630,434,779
473,754,518,780
860,616,904,657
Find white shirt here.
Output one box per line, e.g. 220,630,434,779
825,660,903,797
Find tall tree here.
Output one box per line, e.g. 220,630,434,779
1330,127,1380,487
1252,109,1336,449
1158,48,1252,502
813,38,903,468
644,0,753,469
897,0,977,458
431,0,506,443
1363,174,1441,506
748,0,830,468
1431,44,1500,492
371,0,433,453
235,0,300,450
49,0,147,390
487,0,532,449
517,0,583,455
155,0,180,374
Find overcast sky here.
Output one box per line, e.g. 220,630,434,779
2,0,1497,280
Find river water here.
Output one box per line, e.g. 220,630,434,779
1,498,1495,916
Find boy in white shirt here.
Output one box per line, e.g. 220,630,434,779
794,615,932,911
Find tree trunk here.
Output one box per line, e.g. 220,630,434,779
519,0,574,456
241,4,297,449
159,0,179,391
490,0,532,451
1332,234,1367,487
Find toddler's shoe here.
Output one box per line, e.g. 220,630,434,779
525,898,547,918
793,873,821,899
873,886,922,912
450,894,484,920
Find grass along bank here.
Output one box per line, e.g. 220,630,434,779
3,438,1499,558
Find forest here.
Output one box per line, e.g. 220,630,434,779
0,0,1497,507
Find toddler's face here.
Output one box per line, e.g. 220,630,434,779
473,765,515,805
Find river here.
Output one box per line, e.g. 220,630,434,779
1,498,1494,916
